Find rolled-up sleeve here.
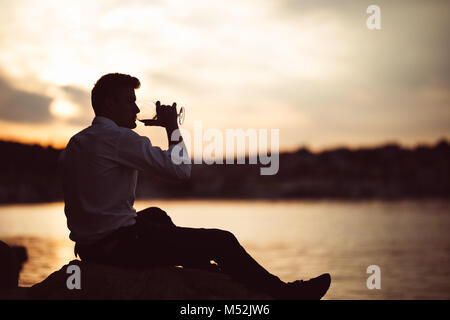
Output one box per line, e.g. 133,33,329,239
115,129,191,180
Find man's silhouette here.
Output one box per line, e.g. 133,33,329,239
58,73,331,299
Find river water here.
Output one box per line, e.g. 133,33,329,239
1,199,449,299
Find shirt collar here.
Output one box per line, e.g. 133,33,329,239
92,116,118,127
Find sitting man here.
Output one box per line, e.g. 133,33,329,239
58,73,331,299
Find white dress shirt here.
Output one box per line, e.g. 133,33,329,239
58,116,191,244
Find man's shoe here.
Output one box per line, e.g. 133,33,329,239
282,273,331,300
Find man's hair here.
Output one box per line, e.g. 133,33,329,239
91,73,141,115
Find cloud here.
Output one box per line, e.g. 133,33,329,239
60,85,91,106
0,76,53,123
0,0,448,149
59,85,94,126
276,0,450,89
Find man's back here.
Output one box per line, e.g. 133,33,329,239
58,116,138,244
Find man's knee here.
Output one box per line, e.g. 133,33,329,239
211,229,238,245
137,207,175,227
137,206,167,216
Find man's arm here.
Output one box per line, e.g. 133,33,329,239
115,101,191,179
165,120,182,147
140,101,181,146
116,130,191,180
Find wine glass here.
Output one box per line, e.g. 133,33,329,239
137,100,185,125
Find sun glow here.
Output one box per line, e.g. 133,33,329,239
0,0,448,150
50,100,79,119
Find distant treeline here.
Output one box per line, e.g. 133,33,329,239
0,139,449,204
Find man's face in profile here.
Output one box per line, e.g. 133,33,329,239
109,87,140,129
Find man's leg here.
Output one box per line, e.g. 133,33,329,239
79,208,330,299
113,207,286,297
152,225,286,296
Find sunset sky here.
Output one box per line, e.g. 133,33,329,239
0,0,449,153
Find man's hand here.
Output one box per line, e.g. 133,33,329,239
142,101,178,131
142,101,181,146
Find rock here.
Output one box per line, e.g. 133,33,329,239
29,260,272,300
0,287,29,300
0,240,27,289
11,246,28,272
0,240,29,299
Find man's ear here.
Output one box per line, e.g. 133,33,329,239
103,97,115,114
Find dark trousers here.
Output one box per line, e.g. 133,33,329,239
76,207,285,296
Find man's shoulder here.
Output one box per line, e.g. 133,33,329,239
117,127,151,146
71,125,93,138
66,123,149,150
66,124,118,148
72,122,127,138
66,125,96,144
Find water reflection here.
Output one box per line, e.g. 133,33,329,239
2,236,75,287
0,200,449,299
